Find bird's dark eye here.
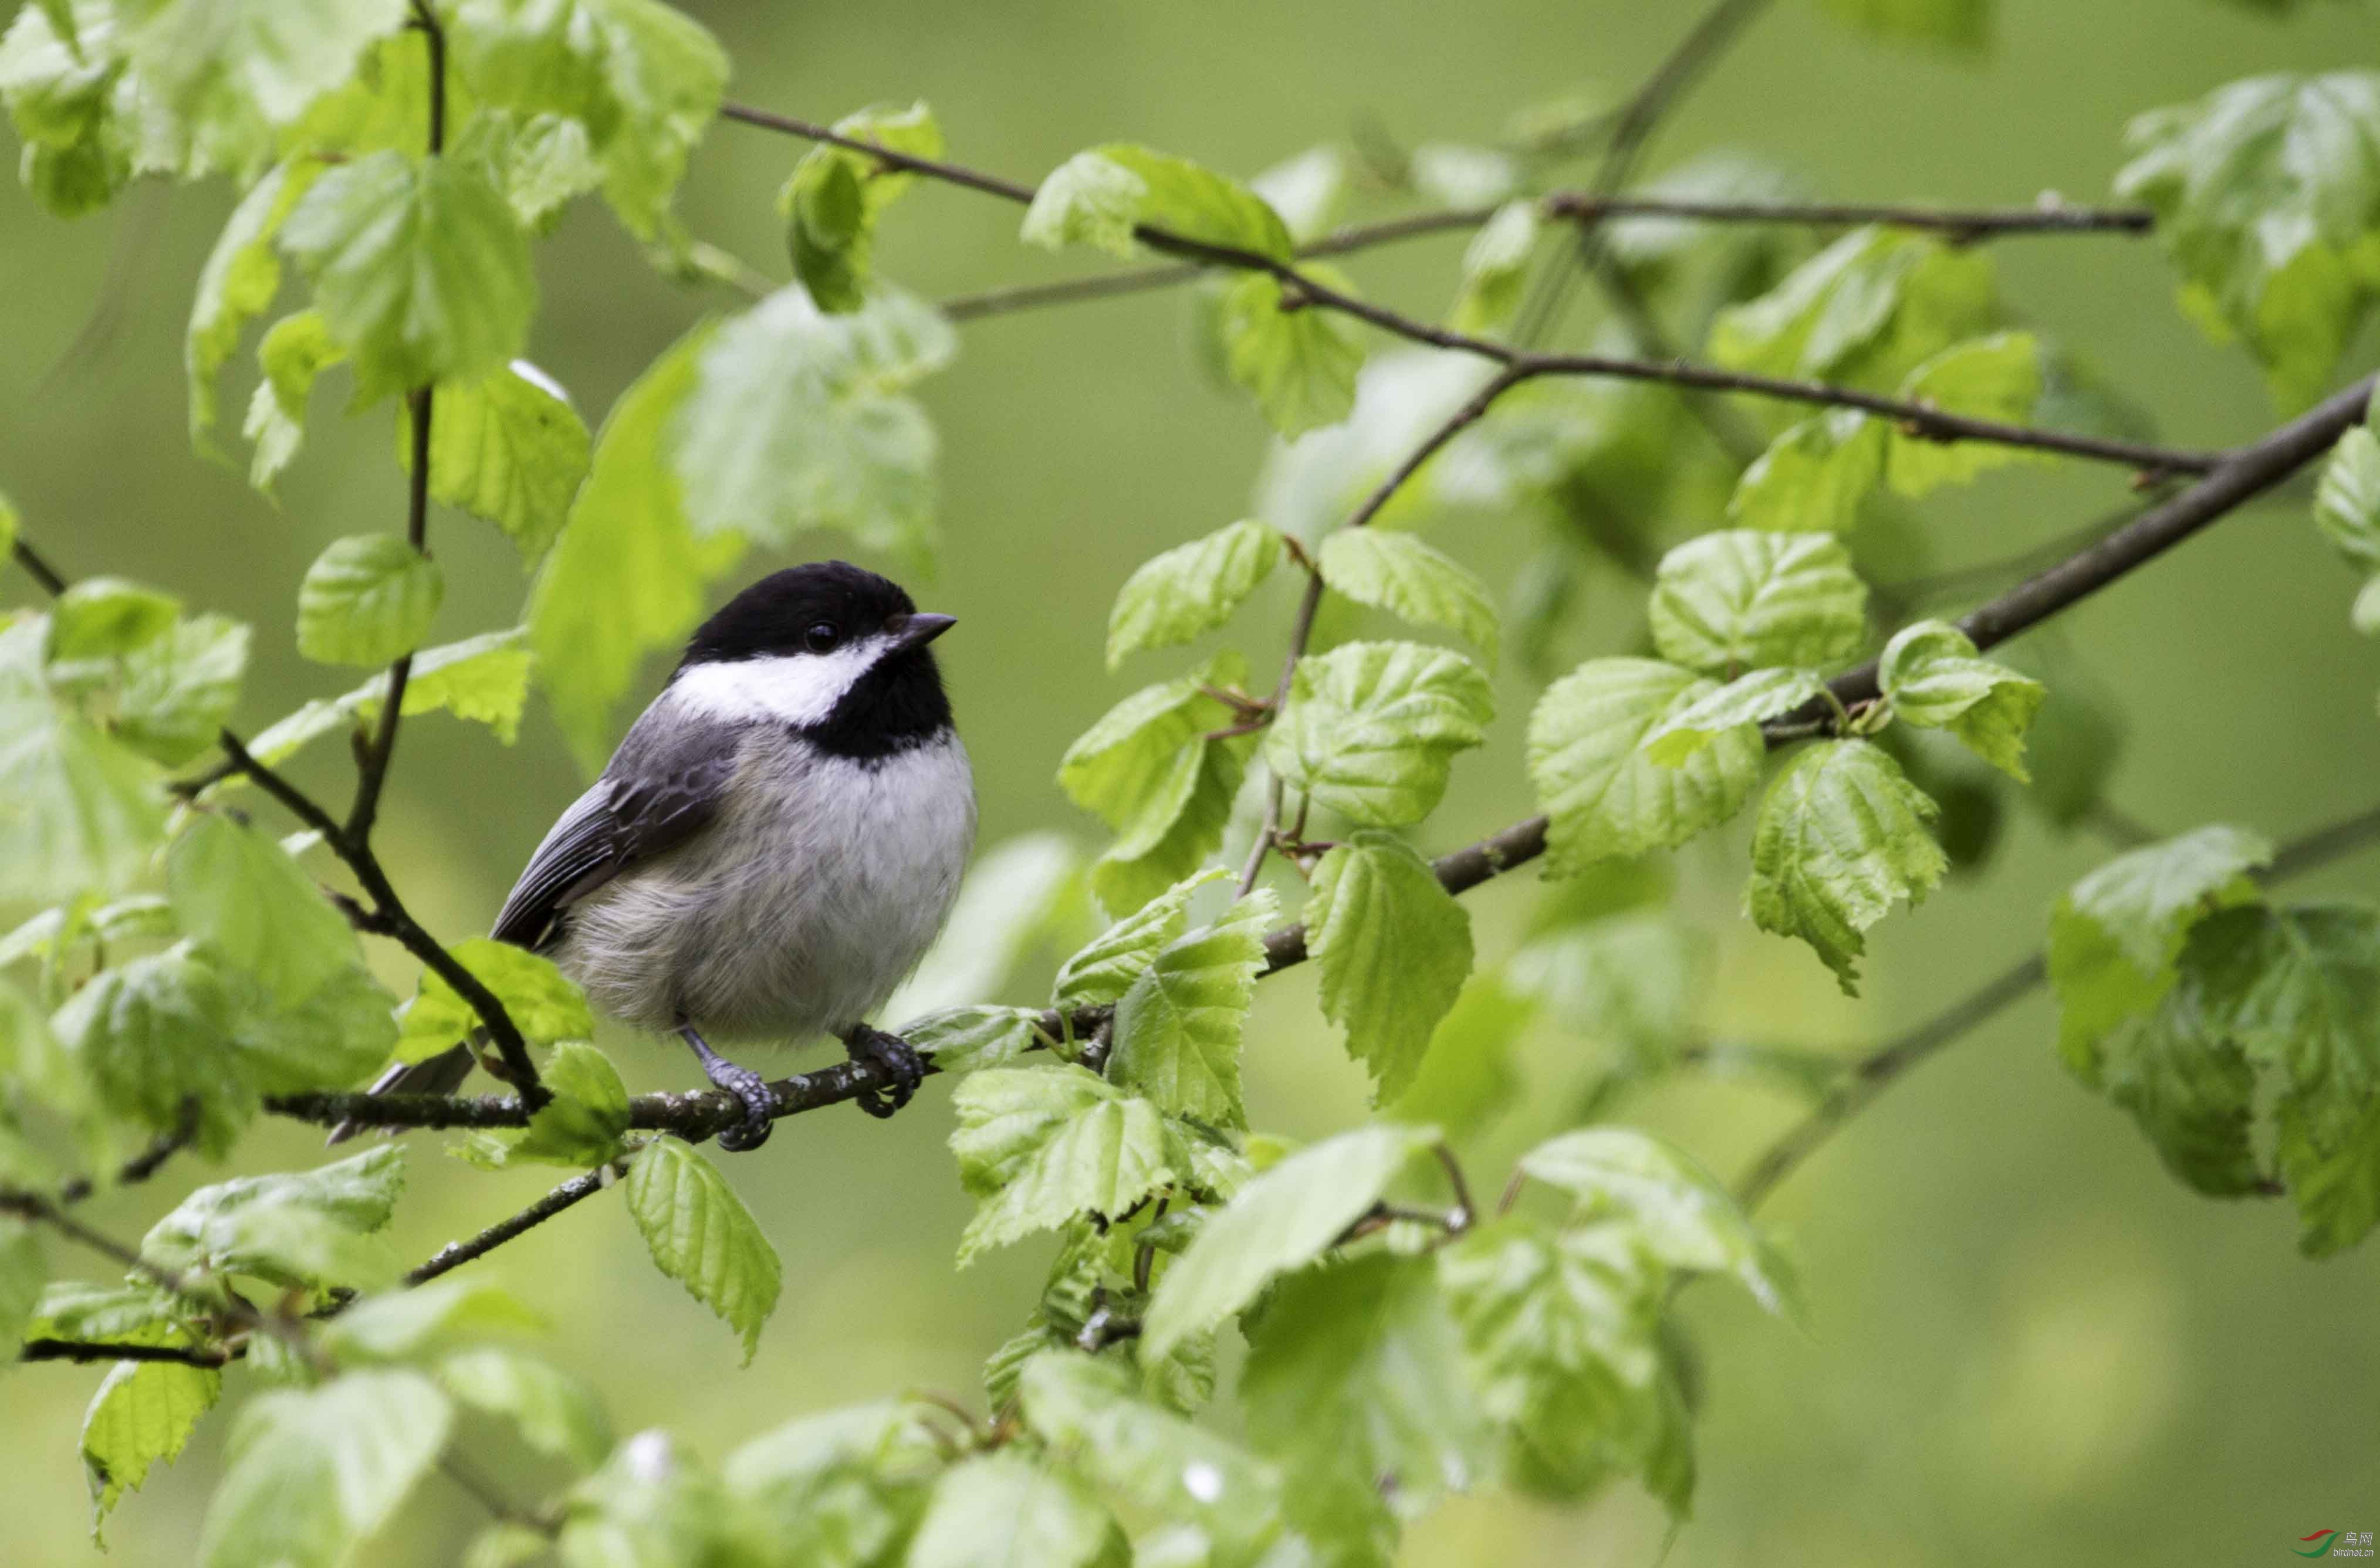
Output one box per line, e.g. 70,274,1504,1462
803,622,841,653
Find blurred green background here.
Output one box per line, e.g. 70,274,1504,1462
6,1,2379,1563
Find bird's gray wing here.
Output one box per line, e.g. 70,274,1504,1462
490,716,748,950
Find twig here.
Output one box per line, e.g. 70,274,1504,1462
1433,1144,1476,1230
21,1339,234,1367
399,1161,625,1290
9,537,68,596
54,1099,200,1205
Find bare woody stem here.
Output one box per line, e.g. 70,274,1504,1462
718,101,2206,476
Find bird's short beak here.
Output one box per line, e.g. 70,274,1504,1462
887,612,957,652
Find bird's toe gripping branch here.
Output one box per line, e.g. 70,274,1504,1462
841,1025,927,1119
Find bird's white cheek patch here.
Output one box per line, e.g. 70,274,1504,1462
668,641,888,727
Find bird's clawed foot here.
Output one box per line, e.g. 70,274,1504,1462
678,1025,776,1152
841,1024,925,1119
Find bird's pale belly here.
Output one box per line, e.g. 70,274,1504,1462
550,734,976,1046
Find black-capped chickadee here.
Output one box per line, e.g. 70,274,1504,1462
335,562,975,1152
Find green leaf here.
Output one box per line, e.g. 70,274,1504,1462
187,161,319,443
1239,1254,1483,1550
230,961,399,1098
120,0,408,166
1436,1216,1676,1505
1745,739,1947,995
1017,1351,1282,1560
1141,1122,1439,1360
1451,199,1541,334
1089,738,1248,922
1519,1128,1794,1313
347,627,536,746
723,1400,942,1563
140,1148,404,1301
2314,424,2380,583
1727,408,1888,533
1649,530,1868,675
53,947,248,1150
526,323,745,771
454,107,606,232
0,1217,44,1358
1110,890,1276,1127
908,1452,1124,1568
1641,667,1828,767
280,151,536,401
2276,1089,2380,1257
501,1040,631,1166
1059,654,1246,842
0,692,165,905
83,1356,222,1534
1816,0,1990,52
1307,832,1473,1104
1052,868,1230,1009
196,1370,451,1568
1878,619,2044,779
1022,144,1293,262
781,101,942,313
1887,332,2047,495
2186,904,2380,1147
673,283,956,570
294,534,441,668
949,1064,1183,1265
395,936,593,1058
1385,974,1529,1140
406,363,591,564
46,578,180,661
621,1134,783,1363
2117,73,2380,409
2090,968,2265,1198
1219,266,1364,437
898,1005,1049,1074
437,1347,613,1471
1709,226,1999,394
323,1277,545,1363
1527,657,1763,869
2046,825,2272,1076
1250,144,1350,242
447,0,728,241
1265,639,1493,827
1319,527,1500,663
113,611,251,769
244,310,346,494
167,812,357,1006
1106,519,1282,669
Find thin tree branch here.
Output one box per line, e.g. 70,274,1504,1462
9,537,69,595
53,1099,200,1206
1732,796,2380,1211
399,1161,626,1290
21,1338,234,1367
716,100,2209,476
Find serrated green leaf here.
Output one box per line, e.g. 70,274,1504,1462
46,578,179,661
2186,903,2380,1145
1220,266,1364,437
186,161,320,443
144,1144,405,1293
280,151,535,401
1053,868,1230,1009
900,1005,1049,1074
1817,0,1990,52
908,1451,1124,1568
454,107,605,232
2275,1088,2380,1257
404,362,590,564
1642,667,1828,766
1649,530,1868,675
1745,739,1946,994
438,1347,613,1471
295,534,441,668
2046,825,2272,1076
781,101,942,313
621,1134,782,1363
196,1369,451,1568
2117,73,2380,410
1265,639,1493,827
82,1355,222,1535
722,1400,941,1563
447,0,728,241
1022,144,1292,262
1519,1128,1794,1313
229,961,398,1097
395,936,593,1058
1727,408,1888,533
2314,426,2380,608
1887,332,2048,495
1059,653,1246,839
324,1277,545,1363
167,811,357,1006
672,283,955,570
1319,527,1500,663
1528,657,1763,868
1106,520,1282,669
949,1065,1182,1265
1240,1254,1483,1550
502,1040,630,1165
53,946,249,1150
244,310,346,494
2092,967,2264,1198
1878,619,2044,779
1709,226,1998,394
1141,1122,1438,1359
1090,736,1249,921
526,323,745,771
1307,832,1473,1104
0,689,165,905
348,626,535,745
1110,891,1276,1126
113,612,251,768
